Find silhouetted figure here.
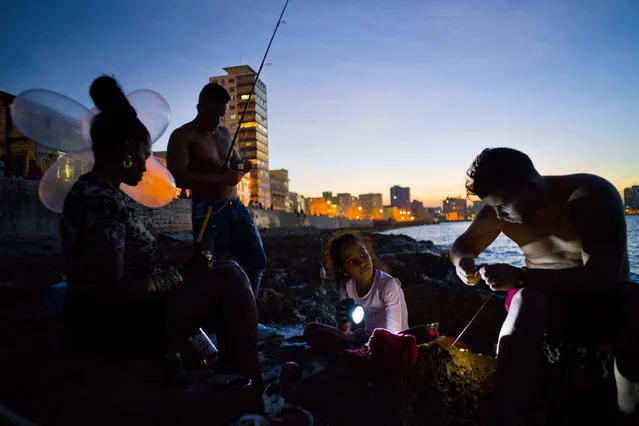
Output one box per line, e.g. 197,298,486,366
166,82,267,295
61,76,262,384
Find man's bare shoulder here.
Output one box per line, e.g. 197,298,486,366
565,173,620,204
168,122,198,145
563,174,624,232
215,126,233,142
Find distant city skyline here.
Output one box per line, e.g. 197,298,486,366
1,0,637,206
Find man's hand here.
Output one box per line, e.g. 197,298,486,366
241,159,253,173
456,256,481,286
230,160,253,174
479,263,522,291
224,170,246,186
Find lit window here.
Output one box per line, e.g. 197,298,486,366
230,114,237,119
241,94,250,100
240,121,257,128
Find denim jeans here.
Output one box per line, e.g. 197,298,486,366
192,197,267,295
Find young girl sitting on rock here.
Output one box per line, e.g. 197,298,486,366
304,231,409,355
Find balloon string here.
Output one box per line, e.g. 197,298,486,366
453,293,493,346
222,0,291,171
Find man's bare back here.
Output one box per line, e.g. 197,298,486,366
167,121,246,201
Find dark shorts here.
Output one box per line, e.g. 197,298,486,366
63,291,170,359
507,282,639,381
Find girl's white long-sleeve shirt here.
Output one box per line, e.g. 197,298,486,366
339,269,409,335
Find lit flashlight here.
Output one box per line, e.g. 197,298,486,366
340,298,365,325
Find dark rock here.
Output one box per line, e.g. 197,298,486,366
275,343,496,426
275,341,619,426
0,227,625,425
257,288,301,324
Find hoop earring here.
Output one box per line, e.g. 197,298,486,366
123,155,133,169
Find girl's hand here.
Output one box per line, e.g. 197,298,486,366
336,306,350,333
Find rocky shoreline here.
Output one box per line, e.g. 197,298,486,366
0,228,620,425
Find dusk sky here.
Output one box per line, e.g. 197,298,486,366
2,0,638,206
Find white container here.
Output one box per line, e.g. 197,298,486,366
187,328,219,366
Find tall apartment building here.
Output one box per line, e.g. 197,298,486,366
359,193,384,220
335,193,355,217
624,186,639,211
443,196,468,221
210,65,271,207
270,169,289,211
390,185,411,210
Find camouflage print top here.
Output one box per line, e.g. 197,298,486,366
60,173,161,295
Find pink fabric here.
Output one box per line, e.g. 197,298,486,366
505,288,521,312
341,328,418,376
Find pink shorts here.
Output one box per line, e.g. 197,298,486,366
504,288,521,312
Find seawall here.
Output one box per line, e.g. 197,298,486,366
0,178,374,239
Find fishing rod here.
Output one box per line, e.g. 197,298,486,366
222,0,291,172
453,293,493,346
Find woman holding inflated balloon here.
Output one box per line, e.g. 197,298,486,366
60,76,262,384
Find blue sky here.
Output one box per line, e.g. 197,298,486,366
2,0,638,206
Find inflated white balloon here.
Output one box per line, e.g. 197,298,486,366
120,155,178,208
127,90,171,145
16,86,174,213
80,90,170,146
38,149,95,214
11,89,90,152
80,108,95,147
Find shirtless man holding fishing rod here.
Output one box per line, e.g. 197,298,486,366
166,82,267,295
166,0,289,298
450,147,639,425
